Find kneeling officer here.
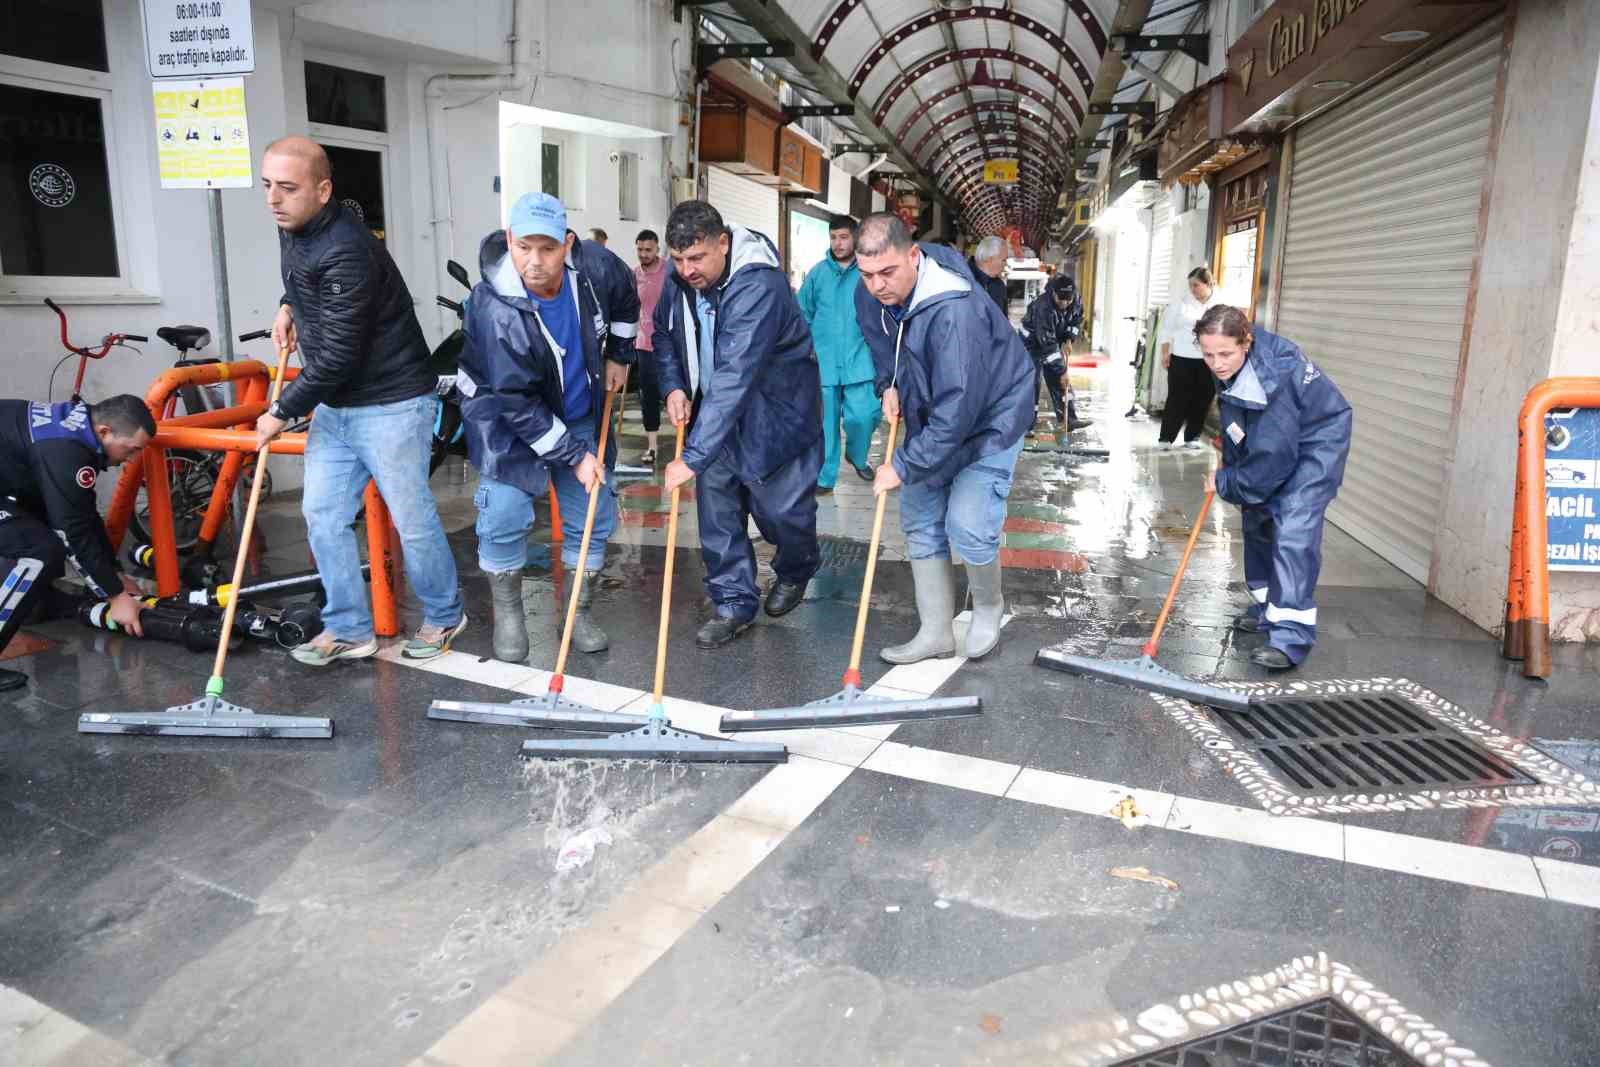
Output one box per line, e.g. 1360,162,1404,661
0,396,153,690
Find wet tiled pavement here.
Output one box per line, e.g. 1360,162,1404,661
3,366,1598,1066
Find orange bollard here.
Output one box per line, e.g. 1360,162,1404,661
365,481,400,638
140,445,182,597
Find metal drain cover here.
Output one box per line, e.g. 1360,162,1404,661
1208,693,1538,798
1110,996,1418,1066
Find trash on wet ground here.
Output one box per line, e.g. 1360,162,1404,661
1109,866,1180,891
1111,794,1149,829
555,826,614,871
884,904,900,913
978,1013,1004,1035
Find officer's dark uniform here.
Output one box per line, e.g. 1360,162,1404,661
0,400,123,686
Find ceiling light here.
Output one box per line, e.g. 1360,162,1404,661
1379,29,1429,43
1312,79,1352,90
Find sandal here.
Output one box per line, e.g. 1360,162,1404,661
638,449,656,466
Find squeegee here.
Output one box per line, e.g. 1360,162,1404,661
1034,489,1251,712
520,422,786,763
720,417,982,733
429,389,643,730
79,344,334,739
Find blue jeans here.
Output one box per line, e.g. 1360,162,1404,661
302,394,464,640
899,439,1023,565
475,417,617,573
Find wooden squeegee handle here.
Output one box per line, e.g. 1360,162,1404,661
652,422,688,704
843,417,900,685
551,387,616,684
210,345,292,684
1142,489,1214,658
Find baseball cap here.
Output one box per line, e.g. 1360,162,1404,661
509,192,566,241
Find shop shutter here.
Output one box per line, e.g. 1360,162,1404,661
1274,16,1502,582
1147,193,1174,311
707,167,780,244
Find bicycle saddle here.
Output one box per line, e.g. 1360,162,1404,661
157,325,212,352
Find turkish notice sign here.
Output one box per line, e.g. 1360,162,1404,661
1545,406,1600,571
144,1,256,78
154,79,253,189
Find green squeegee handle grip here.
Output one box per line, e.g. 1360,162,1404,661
205,675,224,697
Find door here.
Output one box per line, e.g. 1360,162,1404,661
318,140,389,245
1273,16,1503,581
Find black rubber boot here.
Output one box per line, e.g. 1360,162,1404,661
487,570,529,663
765,580,807,617
571,572,609,653
696,614,752,649
1233,611,1263,634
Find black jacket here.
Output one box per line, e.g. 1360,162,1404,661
652,228,821,481
853,244,1034,487
457,231,637,498
0,400,119,597
968,257,1009,316
1020,292,1083,375
276,201,435,419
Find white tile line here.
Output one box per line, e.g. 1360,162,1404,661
396,641,1600,909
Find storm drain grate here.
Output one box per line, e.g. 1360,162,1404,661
1110,996,1418,1067
1208,694,1538,797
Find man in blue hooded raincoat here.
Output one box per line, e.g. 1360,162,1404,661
1195,305,1353,670
853,213,1035,663
456,192,638,664
656,201,823,650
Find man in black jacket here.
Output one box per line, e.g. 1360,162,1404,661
1020,276,1091,434
254,136,465,667
0,395,152,691
967,236,1009,317
655,201,822,649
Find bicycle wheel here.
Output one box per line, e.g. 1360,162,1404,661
129,450,218,552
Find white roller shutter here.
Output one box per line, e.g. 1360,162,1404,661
708,168,779,243
1147,193,1174,311
1274,16,1502,582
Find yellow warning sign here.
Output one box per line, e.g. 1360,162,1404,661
983,158,1019,184
154,77,252,189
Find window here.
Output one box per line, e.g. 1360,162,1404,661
322,144,386,244
541,142,560,198
0,83,118,277
0,0,106,72
618,151,639,221
305,61,387,133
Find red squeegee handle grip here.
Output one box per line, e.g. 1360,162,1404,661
1143,489,1214,658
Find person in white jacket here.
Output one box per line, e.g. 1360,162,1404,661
1157,267,1224,450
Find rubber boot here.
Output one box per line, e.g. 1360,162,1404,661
880,558,957,664
963,560,1005,658
487,570,530,664
571,571,609,653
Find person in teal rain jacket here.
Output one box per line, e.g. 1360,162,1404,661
798,215,881,494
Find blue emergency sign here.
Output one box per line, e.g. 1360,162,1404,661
1545,407,1600,571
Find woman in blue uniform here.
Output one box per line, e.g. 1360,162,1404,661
1195,305,1352,670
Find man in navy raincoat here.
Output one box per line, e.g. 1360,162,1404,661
1020,276,1089,434
1196,306,1352,670
853,213,1035,663
457,193,638,663
656,201,822,649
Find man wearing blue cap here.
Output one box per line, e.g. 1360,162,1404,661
456,192,636,663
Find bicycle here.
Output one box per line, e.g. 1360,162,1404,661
47,299,275,551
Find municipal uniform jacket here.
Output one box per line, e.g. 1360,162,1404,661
569,236,642,363
1019,292,1083,375
0,400,119,597
652,228,821,481
853,243,1034,488
275,201,435,419
797,255,875,387
457,230,637,499
1214,329,1353,510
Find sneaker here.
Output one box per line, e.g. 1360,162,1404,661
853,462,875,482
291,630,379,667
638,448,656,467
815,485,834,496
1184,439,1206,451
1157,440,1175,451
402,615,468,660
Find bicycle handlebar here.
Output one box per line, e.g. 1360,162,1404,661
238,329,270,343
125,333,148,343
43,297,142,358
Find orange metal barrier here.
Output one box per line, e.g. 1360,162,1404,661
1502,377,1600,678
